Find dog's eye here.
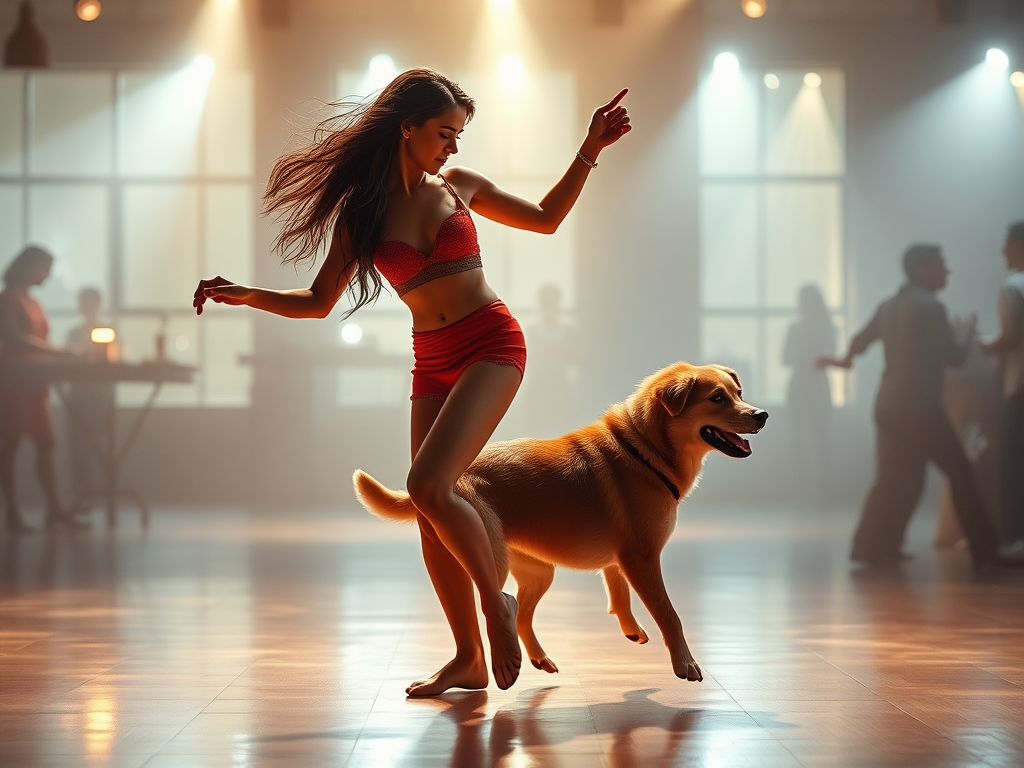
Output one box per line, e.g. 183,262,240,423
710,393,725,404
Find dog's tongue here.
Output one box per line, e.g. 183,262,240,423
718,428,751,453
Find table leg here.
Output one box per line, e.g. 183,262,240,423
57,380,163,529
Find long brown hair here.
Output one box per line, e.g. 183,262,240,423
263,68,476,317
3,246,53,288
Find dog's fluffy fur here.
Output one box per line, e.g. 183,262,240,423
353,362,766,682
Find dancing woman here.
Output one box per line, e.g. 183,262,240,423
194,69,631,695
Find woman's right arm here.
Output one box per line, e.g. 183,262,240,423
193,228,358,319
0,299,62,355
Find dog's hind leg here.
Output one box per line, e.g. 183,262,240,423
602,565,649,644
508,550,558,673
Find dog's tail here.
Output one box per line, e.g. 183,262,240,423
352,469,509,580
352,470,417,523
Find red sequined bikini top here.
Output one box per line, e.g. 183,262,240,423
374,175,482,297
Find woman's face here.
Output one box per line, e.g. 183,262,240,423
403,106,468,175
1003,235,1024,271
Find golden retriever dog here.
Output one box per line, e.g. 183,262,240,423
353,362,767,683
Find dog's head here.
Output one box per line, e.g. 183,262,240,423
651,363,767,459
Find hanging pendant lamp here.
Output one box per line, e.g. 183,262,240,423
4,2,50,68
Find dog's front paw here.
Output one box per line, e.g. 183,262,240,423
530,656,559,674
673,660,703,682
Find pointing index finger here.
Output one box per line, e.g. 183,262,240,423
598,88,628,114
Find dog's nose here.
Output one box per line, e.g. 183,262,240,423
752,409,768,426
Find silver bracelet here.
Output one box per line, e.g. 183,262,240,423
575,150,598,169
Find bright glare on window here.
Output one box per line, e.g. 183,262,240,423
366,54,397,92
340,323,363,345
498,53,527,91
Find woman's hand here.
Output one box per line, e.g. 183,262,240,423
193,276,252,315
585,89,631,151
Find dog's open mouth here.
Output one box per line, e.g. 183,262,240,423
700,426,753,458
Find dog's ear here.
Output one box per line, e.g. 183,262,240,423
658,375,697,417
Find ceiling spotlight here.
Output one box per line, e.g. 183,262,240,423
713,52,740,75
986,48,1010,70
74,0,102,21
3,1,49,67
803,72,822,88
191,54,215,76
742,0,767,18
764,73,780,89
1012,71,1024,88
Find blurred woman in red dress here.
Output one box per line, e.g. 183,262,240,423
0,246,77,533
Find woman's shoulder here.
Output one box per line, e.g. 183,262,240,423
440,166,490,201
440,165,481,184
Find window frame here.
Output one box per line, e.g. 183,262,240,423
0,66,255,408
698,65,850,407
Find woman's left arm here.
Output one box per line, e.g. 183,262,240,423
456,89,631,234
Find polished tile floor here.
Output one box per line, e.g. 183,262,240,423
2,502,1023,767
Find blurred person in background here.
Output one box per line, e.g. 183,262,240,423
820,244,1017,569
524,283,577,438
65,287,116,503
782,284,836,508
980,221,1024,554
0,246,82,533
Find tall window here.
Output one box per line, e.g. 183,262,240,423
698,66,847,405
0,65,254,407
331,61,579,407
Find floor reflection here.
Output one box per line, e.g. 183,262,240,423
375,687,793,768
1,505,1023,767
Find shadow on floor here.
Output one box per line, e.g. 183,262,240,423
251,687,793,768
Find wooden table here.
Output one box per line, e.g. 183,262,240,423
7,360,194,527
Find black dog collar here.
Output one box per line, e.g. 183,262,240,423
615,433,680,501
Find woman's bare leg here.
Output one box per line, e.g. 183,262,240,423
407,398,488,695
405,361,523,695
33,437,64,522
0,434,29,532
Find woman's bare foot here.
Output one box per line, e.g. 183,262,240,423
486,592,522,690
406,653,489,697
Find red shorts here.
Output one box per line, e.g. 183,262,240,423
411,300,527,400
